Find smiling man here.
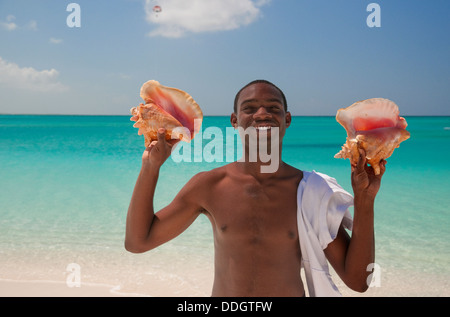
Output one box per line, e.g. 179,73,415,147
125,80,385,297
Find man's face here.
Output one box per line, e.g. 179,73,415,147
231,83,291,139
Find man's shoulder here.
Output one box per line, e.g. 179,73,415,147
177,166,230,204
282,163,303,175
280,163,304,183
188,164,232,185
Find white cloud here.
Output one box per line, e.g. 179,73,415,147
0,57,68,93
26,20,38,31
49,37,63,44
0,15,18,31
145,0,270,38
0,15,37,31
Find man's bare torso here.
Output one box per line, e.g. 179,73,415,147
196,162,304,296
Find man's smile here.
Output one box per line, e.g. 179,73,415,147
253,121,277,130
255,126,272,131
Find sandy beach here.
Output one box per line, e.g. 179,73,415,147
0,279,131,297
0,245,215,297
1,260,449,297
0,226,449,298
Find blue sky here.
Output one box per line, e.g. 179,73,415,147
0,0,449,116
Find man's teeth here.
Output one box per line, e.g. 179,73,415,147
256,126,271,130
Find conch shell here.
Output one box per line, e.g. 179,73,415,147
130,80,203,147
334,98,410,175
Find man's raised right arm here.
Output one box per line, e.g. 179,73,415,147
125,129,203,253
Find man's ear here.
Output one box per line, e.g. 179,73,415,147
285,111,292,128
230,113,237,128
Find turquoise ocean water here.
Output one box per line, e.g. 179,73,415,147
0,115,449,296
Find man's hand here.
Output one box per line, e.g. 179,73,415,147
142,128,179,169
351,148,386,200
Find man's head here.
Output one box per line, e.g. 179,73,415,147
230,80,290,173
233,80,288,113
231,80,291,133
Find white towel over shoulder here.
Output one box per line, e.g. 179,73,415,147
297,171,354,297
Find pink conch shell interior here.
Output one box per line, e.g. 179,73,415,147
334,98,410,175
130,80,203,147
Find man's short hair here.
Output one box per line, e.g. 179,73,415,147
233,79,288,113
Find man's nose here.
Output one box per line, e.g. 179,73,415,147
253,106,271,120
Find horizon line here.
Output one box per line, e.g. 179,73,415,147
1,113,449,118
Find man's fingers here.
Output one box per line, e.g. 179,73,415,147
168,138,180,148
355,148,366,172
157,128,166,142
378,159,387,176
145,140,158,152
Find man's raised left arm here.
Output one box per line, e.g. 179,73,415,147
325,148,385,292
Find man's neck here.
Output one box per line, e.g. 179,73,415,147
234,160,286,181
239,140,283,174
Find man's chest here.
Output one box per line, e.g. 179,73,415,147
203,179,299,241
